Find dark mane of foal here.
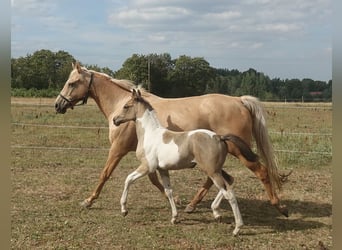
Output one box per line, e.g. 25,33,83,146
135,93,154,111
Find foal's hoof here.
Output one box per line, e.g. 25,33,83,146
214,215,222,223
80,199,92,209
233,227,241,236
232,223,243,236
122,211,128,217
171,218,178,224
184,204,196,213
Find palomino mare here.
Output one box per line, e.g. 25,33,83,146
113,89,259,235
54,62,288,217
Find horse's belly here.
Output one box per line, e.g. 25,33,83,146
157,143,181,168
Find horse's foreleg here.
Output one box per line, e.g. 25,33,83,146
148,172,168,196
80,145,126,208
158,169,178,224
121,165,149,216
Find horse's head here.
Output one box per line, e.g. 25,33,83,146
113,88,148,126
55,61,94,114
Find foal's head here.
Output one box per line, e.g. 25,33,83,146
113,88,152,126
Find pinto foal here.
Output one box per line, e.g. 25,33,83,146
113,89,258,236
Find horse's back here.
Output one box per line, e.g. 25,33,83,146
150,94,253,142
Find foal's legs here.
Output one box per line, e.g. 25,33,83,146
185,173,233,213
158,169,178,224
120,164,149,216
211,190,224,220
210,174,243,236
186,153,288,217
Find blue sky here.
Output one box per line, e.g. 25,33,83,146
11,0,332,81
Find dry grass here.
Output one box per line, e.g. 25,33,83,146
11,98,332,249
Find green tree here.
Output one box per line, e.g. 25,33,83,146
11,49,332,101
115,54,148,85
146,53,173,95
168,55,214,97
11,49,75,90
114,53,173,95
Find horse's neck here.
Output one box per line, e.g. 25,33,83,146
90,75,130,120
136,108,163,139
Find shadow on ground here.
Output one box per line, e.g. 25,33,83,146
178,197,331,233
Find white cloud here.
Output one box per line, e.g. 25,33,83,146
11,0,332,80
107,0,330,37
250,42,264,49
11,0,57,15
109,6,191,31
148,34,166,43
204,11,241,20
256,23,303,33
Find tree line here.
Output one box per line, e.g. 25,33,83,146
11,49,332,101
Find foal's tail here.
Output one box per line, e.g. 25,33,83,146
240,95,282,191
220,134,258,163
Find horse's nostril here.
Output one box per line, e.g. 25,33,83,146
55,103,59,109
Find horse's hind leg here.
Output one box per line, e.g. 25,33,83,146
184,176,213,213
211,190,224,220
185,172,234,213
221,188,243,236
237,154,288,217
158,169,178,224
210,174,243,236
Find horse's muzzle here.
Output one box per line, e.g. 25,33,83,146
113,116,122,126
55,100,68,114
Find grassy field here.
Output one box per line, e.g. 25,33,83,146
11,97,332,249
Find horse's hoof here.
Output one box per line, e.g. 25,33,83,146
184,204,195,213
173,195,181,205
171,218,178,224
233,228,240,236
80,199,92,209
214,215,222,223
232,223,243,236
276,204,289,217
122,211,128,217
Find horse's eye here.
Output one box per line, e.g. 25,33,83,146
123,105,129,109
68,82,76,88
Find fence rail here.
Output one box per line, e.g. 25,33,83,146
11,122,332,137
11,122,332,156
10,144,332,155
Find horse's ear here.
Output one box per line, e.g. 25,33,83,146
72,61,81,72
131,88,137,98
75,61,82,73
137,89,142,97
